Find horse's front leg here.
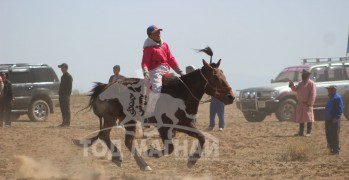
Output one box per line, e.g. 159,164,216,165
124,120,152,171
176,122,205,168
145,126,175,158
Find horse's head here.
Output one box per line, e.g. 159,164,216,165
201,59,235,105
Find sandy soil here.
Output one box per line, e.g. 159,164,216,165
1,95,349,180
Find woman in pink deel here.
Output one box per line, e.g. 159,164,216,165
141,25,184,117
0,76,3,96
289,69,317,136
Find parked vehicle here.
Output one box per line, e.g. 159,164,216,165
0,63,60,121
236,57,349,122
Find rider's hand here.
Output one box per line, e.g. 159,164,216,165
288,81,294,88
144,72,149,79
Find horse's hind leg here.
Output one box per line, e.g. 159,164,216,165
99,116,123,167
124,120,152,171
73,116,103,147
73,134,99,147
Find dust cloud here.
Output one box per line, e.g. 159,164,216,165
14,155,103,179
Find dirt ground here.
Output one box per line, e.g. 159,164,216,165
1,95,349,180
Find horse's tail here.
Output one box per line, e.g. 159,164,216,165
90,82,108,117
73,83,106,147
78,82,107,129
78,82,107,112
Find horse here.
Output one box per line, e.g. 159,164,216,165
74,59,235,171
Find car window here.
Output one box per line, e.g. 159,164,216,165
32,68,59,82
8,71,32,83
311,66,327,82
274,71,298,82
343,66,349,80
327,66,348,81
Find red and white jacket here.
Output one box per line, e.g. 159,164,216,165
141,38,182,75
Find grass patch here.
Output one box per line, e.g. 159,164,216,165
279,139,326,162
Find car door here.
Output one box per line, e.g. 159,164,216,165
327,65,349,99
8,69,34,112
311,66,328,107
31,67,60,98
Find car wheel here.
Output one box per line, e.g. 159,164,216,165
28,99,50,121
243,111,267,122
276,99,296,121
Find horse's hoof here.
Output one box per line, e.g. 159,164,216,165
112,158,122,167
187,155,199,168
187,161,196,168
72,139,83,147
72,139,94,147
142,166,152,171
145,149,161,158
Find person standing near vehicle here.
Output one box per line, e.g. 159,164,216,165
108,65,125,83
141,25,184,118
206,63,225,131
207,97,225,131
289,69,316,136
0,72,14,127
324,85,343,155
58,63,73,127
0,75,4,96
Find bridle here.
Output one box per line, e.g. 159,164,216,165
177,68,232,103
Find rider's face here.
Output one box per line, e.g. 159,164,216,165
149,31,161,42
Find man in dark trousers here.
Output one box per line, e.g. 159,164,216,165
0,72,14,127
58,63,73,127
324,85,343,155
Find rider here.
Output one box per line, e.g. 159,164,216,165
141,25,184,118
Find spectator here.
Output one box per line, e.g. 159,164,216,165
58,63,73,127
289,69,316,136
0,75,3,96
0,72,14,127
206,63,225,131
324,85,343,155
186,65,195,74
207,97,225,131
108,65,125,83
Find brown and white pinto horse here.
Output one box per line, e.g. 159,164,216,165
74,59,235,171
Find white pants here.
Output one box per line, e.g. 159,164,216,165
149,65,170,93
144,65,170,117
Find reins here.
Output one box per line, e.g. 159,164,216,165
177,69,210,103
177,68,232,104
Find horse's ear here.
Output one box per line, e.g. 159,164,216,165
202,59,211,68
216,59,221,68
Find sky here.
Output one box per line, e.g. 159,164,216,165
1,0,349,93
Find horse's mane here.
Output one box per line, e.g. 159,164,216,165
162,69,201,92
118,78,141,86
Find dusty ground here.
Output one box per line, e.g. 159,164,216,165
1,95,349,180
